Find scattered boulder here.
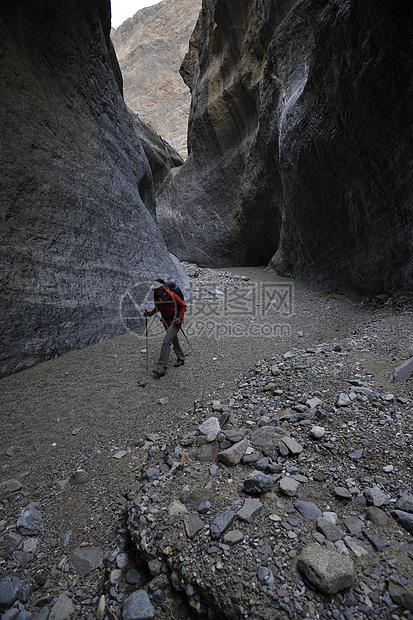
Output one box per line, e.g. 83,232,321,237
295,500,322,520
365,506,389,528
391,510,413,534
257,566,274,587
122,590,155,620
210,510,235,540
198,417,220,441
69,546,103,576
16,504,43,535
334,487,353,500
336,393,351,407
236,498,263,523
168,500,188,516
243,471,276,495
388,577,413,612
217,438,249,465
363,529,389,551
49,593,75,620
391,356,413,383
316,517,343,542
6,446,23,457
395,494,413,513
297,544,355,594
280,436,303,455
250,426,289,459
183,514,204,539
279,476,300,497
364,486,390,507
0,480,23,499
0,576,22,611
310,426,325,439
69,470,91,485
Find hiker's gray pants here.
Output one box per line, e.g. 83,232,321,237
157,323,185,370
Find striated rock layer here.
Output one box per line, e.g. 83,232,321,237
157,0,413,294
111,0,202,158
0,0,188,378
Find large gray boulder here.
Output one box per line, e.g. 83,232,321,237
157,0,413,294
0,0,187,377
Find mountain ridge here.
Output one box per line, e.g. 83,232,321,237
111,0,201,158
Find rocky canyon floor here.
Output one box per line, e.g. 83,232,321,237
1,265,413,620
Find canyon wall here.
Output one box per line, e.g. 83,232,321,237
157,0,413,294
130,111,184,191
0,0,188,377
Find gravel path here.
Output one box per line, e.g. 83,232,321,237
0,265,412,618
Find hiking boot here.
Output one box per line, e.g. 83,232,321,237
152,368,166,377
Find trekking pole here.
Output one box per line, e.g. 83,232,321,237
180,325,204,370
145,315,149,370
179,325,192,351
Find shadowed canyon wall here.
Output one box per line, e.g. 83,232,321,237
157,0,413,293
130,111,184,191
0,0,188,378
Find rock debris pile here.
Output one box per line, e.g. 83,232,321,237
121,345,413,619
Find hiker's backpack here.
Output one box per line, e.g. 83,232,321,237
165,281,184,301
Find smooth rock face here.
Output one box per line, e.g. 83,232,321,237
0,0,188,378
157,0,413,294
297,544,355,594
111,0,201,157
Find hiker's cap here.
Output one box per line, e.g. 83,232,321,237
150,280,164,289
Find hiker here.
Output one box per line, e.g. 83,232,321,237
144,279,186,377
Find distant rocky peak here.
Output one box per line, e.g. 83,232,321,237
111,0,202,158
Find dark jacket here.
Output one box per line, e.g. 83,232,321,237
148,284,186,325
